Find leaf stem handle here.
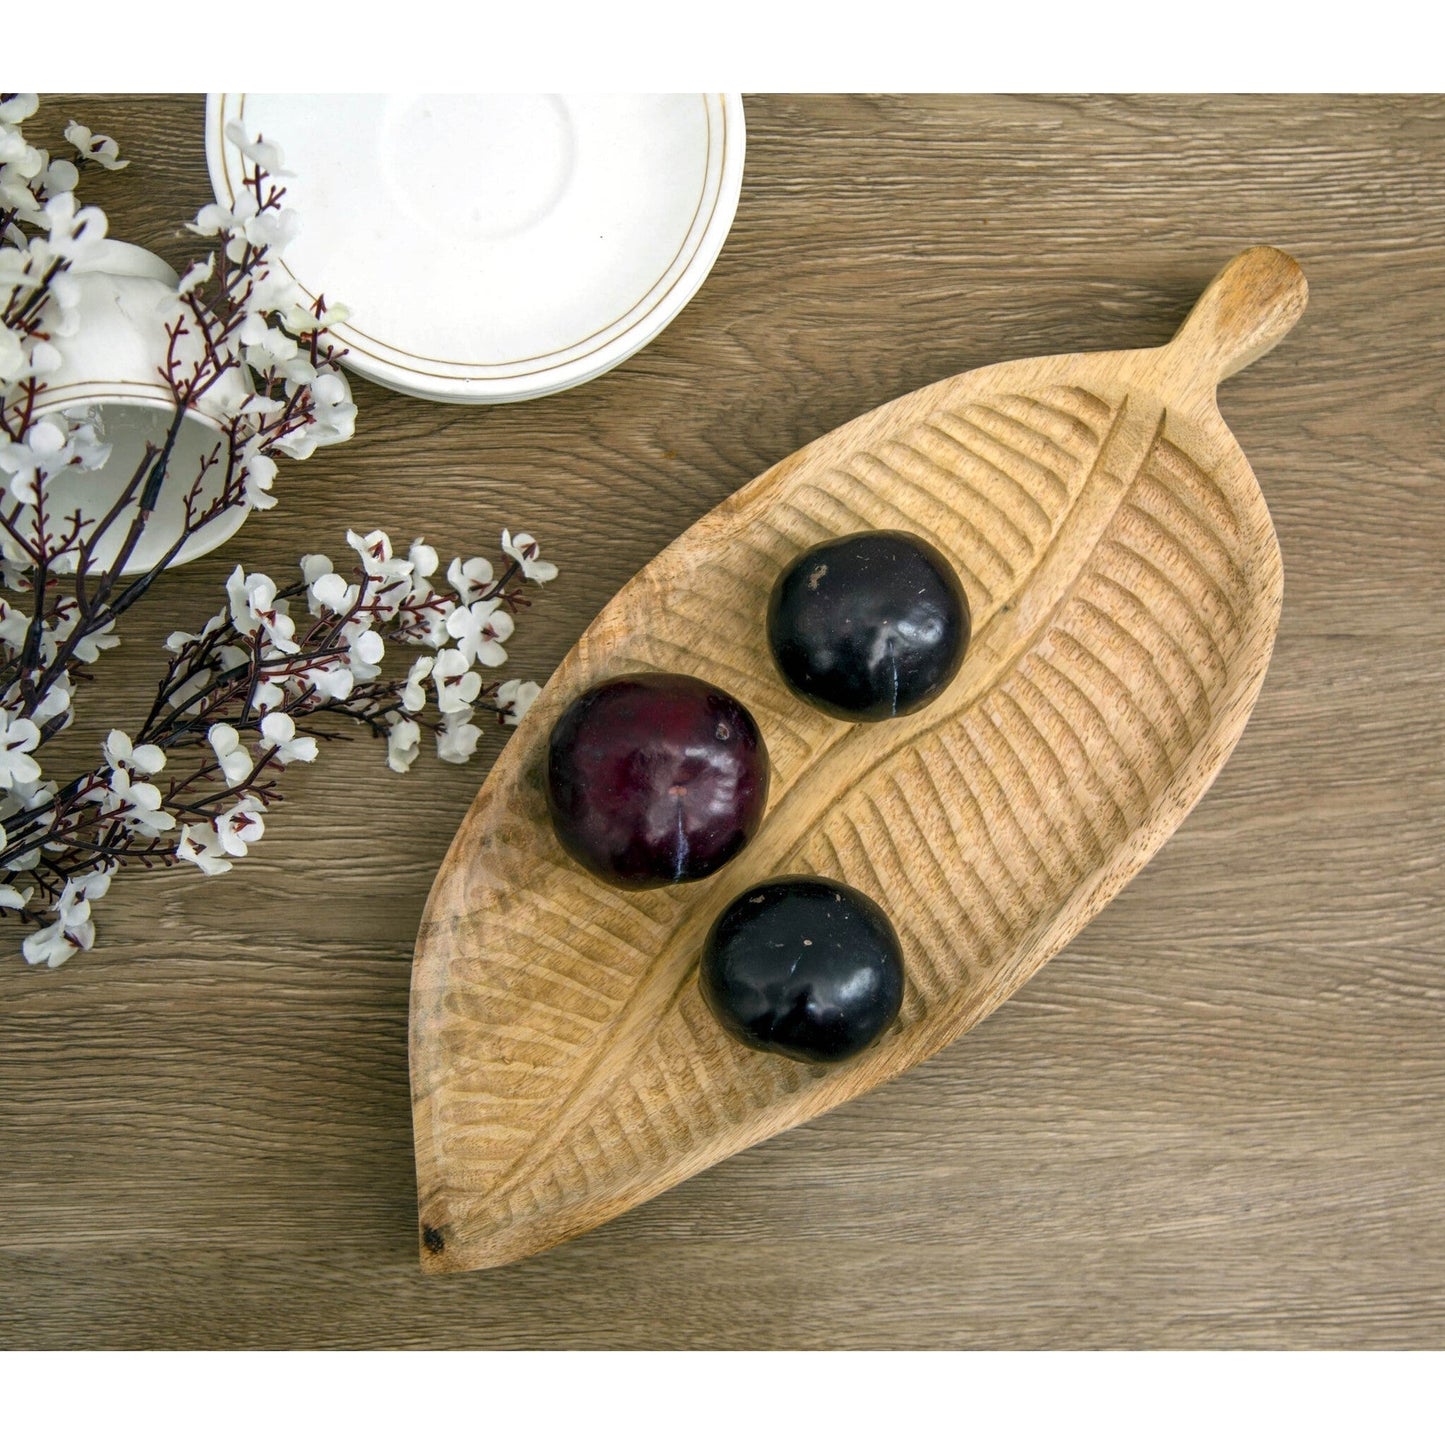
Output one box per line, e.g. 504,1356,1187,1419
1168,246,1308,388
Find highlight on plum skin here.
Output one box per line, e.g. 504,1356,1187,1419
545,672,770,890
699,874,906,1064
767,529,971,722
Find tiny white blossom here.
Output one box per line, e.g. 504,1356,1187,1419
40,157,79,198
251,673,287,713
208,723,252,786
187,200,238,237
1,95,39,125
400,656,434,713
259,711,317,766
308,571,355,616
346,529,412,591
103,729,165,776
22,869,110,967
224,120,289,177
349,627,384,678
0,882,34,911
432,649,481,715
447,555,494,604
176,823,232,876
225,567,297,654
300,553,333,586
105,766,174,837
214,797,266,857
501,529,558,584
174,253,215,301
23,920,80,967
497,679,542,726
64,120,128,171
0,598,29,651
241,450,279,511
387,716,421,774
301,661,354,702
30,676,72,731
0,716,42,789
437,709,482,765
445,598,514,668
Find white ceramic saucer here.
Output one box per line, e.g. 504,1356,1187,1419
205,94,745,405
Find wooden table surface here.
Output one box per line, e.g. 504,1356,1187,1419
2,94,1442,1350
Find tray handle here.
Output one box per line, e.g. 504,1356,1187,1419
1165,246,1309,393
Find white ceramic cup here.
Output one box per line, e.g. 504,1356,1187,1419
15,239,251,574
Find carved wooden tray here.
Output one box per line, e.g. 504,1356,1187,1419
410,246,1306,1274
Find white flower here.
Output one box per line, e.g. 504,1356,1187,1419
501,529,558,584
301,661,353,702
408,540,439,584
105,766,174,837
0,882,34,911
0,598,29,652
242,206,300,252
251,673,287,713
241,450,278,511
224,120,289,177
497,679,542,726
431,649,481,715
31,676,73,731
208,723,252,786
300,553,333,587
239,311,299,371
224,567,297,654
0,324,25,383
0,715,42,789
259,711,317,766
42,190,107,264
103,729,165,776
214,797,266,857
346,529,412,590
1,95,38,125
23,920,79,967
437,709,482,765
40,157,79,199
64,120,128,171
447,555,494,604
289,370,355,453
445,598,514,668
353,628,384,665
387,716,421,774
175,252,215,299
307,570,355,617
187,200,241,237
400,656,434,712
22,869,111,967
176,822,233,876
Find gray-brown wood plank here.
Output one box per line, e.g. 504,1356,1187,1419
1,93,1441,1348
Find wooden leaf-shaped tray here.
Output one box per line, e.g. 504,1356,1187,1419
411,246,1306,1273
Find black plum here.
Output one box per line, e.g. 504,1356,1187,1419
767,529,971,721
546,672,769,890
699,875,905,1064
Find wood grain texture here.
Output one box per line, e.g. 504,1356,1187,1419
412,248,1303,1272
2,94,1443,1346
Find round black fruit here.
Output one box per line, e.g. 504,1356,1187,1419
700,875,905,1064
546,672,769,890
767,529,970,721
